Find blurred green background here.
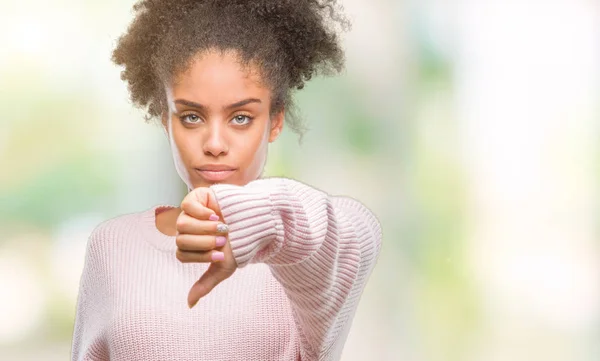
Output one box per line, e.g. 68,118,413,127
1,0,598,360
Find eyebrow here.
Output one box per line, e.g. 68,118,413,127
174,98,262,111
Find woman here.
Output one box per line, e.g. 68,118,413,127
71,0,382,360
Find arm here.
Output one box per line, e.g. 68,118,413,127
210,177,383,360
71,225,110,361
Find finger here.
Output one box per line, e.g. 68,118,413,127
188,262,229,308
185,187,222,218
180,197,216,220
176,248,225,263
204,188,222,218
176,212,229,235
176,234,227,251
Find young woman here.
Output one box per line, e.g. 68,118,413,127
71,0,382,360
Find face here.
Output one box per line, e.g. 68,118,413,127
162,49,284,190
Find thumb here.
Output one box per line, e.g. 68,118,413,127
187,263,223,308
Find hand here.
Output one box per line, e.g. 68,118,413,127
175,187,238,308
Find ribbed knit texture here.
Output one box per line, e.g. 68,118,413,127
71,177,382,361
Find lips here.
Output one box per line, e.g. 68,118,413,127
194,166,237,182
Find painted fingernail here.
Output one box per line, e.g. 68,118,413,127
209,214,219,221
215,236,226,247
211,251,225,262
216,223,228,233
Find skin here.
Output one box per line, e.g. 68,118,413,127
155,49,284,307
157,49,284,234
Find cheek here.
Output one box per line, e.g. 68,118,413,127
172,127,198,161
240,134,263,160
238,127,269,170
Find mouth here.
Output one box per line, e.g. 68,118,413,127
194,168,237,182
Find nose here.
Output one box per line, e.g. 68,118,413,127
202,121,228,157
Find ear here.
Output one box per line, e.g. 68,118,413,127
268,108,284,143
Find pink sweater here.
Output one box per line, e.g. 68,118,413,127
70,177,382,361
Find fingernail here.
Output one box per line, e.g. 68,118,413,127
215,236,226,247
211,251,225,262
216,223,228,233
188,300,198,309
209,214,219,221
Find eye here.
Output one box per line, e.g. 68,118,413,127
180,114,202,124
231,115,252,126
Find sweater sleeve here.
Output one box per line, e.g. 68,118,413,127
209,177,383,360
70,224,110,361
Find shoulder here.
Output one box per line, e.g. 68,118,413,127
331,196,382,238
88,210,139,240
82,213,131,258
85,205,167,252
265,177,382,239
252,177,381,225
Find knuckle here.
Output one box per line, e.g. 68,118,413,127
180,198,193,212
175,235,185,249
175,216,186,229
175,249,185,262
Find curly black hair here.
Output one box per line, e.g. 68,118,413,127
111,0,350,142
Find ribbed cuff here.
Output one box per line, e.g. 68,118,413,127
209,179,286,268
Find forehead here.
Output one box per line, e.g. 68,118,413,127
169,50,269,100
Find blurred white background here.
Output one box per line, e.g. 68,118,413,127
0,0,598,360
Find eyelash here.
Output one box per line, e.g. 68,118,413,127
179,114,253,126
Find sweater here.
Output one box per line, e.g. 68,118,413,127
70,177,382,361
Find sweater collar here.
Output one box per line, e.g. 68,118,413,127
139,204,178,252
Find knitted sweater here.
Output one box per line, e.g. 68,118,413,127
70,177,382,361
